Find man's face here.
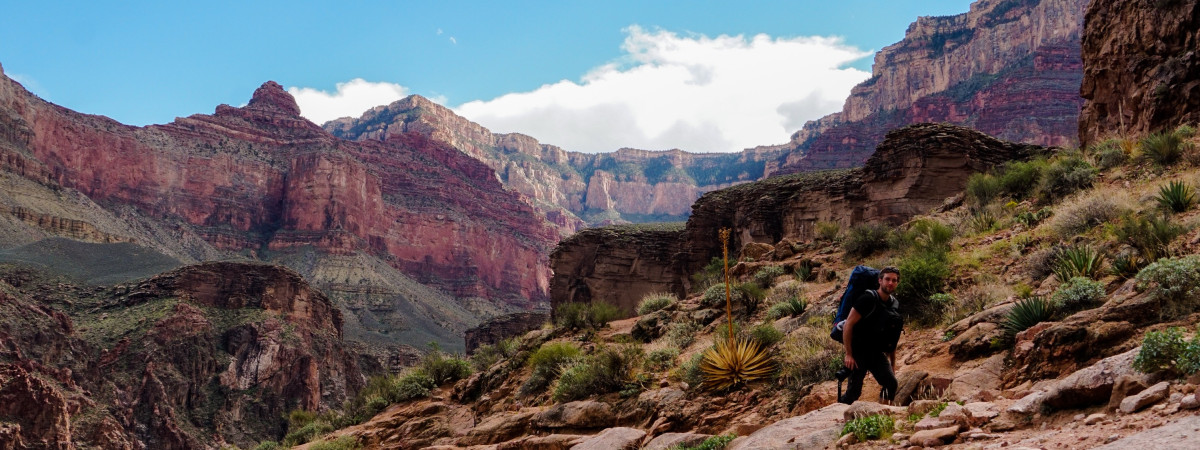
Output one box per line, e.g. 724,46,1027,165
879,273,900,296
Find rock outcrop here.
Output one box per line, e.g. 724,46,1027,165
1078,0,1200,145
549,224,688,315
777,0,1086,174
0,262,363,448
0,72,555,353
464,311,548,354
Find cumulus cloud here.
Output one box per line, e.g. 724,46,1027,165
454,26,871,153
289,79,412,125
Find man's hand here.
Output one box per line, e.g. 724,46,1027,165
844,354,858,370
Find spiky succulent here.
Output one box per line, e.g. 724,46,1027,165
1002,296,1053,338
699,337,776,392
1051,245,1105,282
1156,180,1196,213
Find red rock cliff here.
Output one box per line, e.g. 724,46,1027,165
1078,0,1200,145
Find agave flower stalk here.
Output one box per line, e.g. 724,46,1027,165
701,228,776,391
720,228,733,344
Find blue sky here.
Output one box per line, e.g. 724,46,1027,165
1,1,973,153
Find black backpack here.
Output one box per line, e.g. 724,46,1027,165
829,265,879,343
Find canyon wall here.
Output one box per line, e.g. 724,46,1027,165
1078,0,1200,145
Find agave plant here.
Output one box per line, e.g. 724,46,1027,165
1156,180,1196,213
768,297,808,320
1002,296,1053,338
1141,130,1185,166
701,228,776,391
1051,245,1105,282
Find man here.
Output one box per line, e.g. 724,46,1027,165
839,266,903,405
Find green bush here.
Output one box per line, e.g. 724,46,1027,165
1051,245,1106,282
663,321,702,349
1135,255,1200,316
1050,277,1106,315
679,352,706,386
794,260,817,281
1114,213,1185,261
309,436,361,450
420,343,472,385
1002,296,1053,339
1038,155,1096,202
1156,180,1196,213
1015,207,1052,228
967,210,999,234
767,279,805,304
966,172,1003,205
672,433,737,450
753,265,788,288
1000,158,1049,199
644,347,680,372
392,370,436,402
637,292,676,315
893,218,955,256
749,323,784,347
551,345,642,402
767,296,808,320
702,284,742,309
1132,327,1196,374
895,253,952,325
520,342,581,397
1050,191,1131,238
555,301,623,330
1142,130,1186,166
1090,139,1128,170
253,442,281,450
282,419,334,447
738,282,766,314
778,326,842,388
1111,252,1146,279
816,221,841,242
844,223,892,257
840,414,895,441
691,257,724,292
471,338,519,371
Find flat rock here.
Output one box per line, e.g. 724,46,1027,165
962,402,1000,427
1085,413,1107,425
910,425,960,447
461,409,539,445
570,427,646,450
843,402,905,421
1109,373,1150,410
946,354,1004,402
915,416,958,431
498,434,585,450
1043,348,1140,410
1119,381,1170,414
728,403,849,450
1093,415,1200,449
1181,393,1200,410
641,432,711,450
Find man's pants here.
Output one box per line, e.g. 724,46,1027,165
838,350,897,405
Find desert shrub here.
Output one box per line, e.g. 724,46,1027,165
894,218,955,256
768,279,805,304
672,433,737,450
966,172,1003,205
420,343,472,385
470,338,519,371
552,345,642,402
942,285,1005,324
1090,139,1128,170
1135,255,1200,317
749,323,784,347
843,223,892,257
637,292,676,315
1014,207,1052,228
1132,327,1200,375
778,326,843,388
737,282,766,315
1156,180,1197,213
714,321,744,344
1025,245,1062,281
1114,213,1186,261
794,259,817,281
663,321,702,349
309,436,361,450
767,296,808,320
1177,123,1198,138
1002,296,1053,339
644,347,679,372
1142,130,1186,166
679,352,706,386
282,418,334,447
555,301,622,330
1051,245,1106,282
841,414,895,441
816,221,841,241
895,253,952,325
1037,155,1096,202
967,209,999,234
520,342,582,397
1049,189,1132,238
1111,251,1146,279
1000,159,1048,199
691,257,724,292
253,442,281,450
753,265,787,288
702,283,749,309
698,338,775,392
1050,277,1106,315
392,370,436,402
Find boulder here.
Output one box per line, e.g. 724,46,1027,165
946,354,1004,402
991,391,1049,431
1108,373,1150,411
893,370,929,406
1042,348,1141,410
535,401,615,430
844,402,905,421
641,432,711,450
962,402,1001,427
948,322,1004,360
728,403,849,450
1119,381,1170,414
632,311,673,343
461,409,539,445
571,427,646,450
742,243,774,261
498,434,585,450
937,403,971,430
910,425,961,447
915,416,959,431
907,400,941,417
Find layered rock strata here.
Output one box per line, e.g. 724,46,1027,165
550,124,1040,310
464,311,549,355
1078,0,1200,145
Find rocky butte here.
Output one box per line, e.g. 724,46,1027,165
0,68,556,358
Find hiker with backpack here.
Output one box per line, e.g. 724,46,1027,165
830,266,904,405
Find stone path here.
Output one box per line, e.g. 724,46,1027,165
1092,415,1200,449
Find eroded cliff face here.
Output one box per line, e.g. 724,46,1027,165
0,262,363,448
1079,0,1200,145
777,0,1085,174
550,124,1041,310
326,98,783,230
0,72,552,354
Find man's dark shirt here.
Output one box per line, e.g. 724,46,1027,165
849,290,902,354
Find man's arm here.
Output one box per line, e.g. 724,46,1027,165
887,350,896,372
843,308,862,369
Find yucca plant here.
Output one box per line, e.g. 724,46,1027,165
1114,214,1185,261
767,296,808,320
1051,245,1105,282
701,228,776,392
1002,296,1053,338
1142,130,1185,166
1156,180,1196,213
1110,252,1145,279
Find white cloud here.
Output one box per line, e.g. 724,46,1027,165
454,26,871,153
289,79,412,125
449,36,457,45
